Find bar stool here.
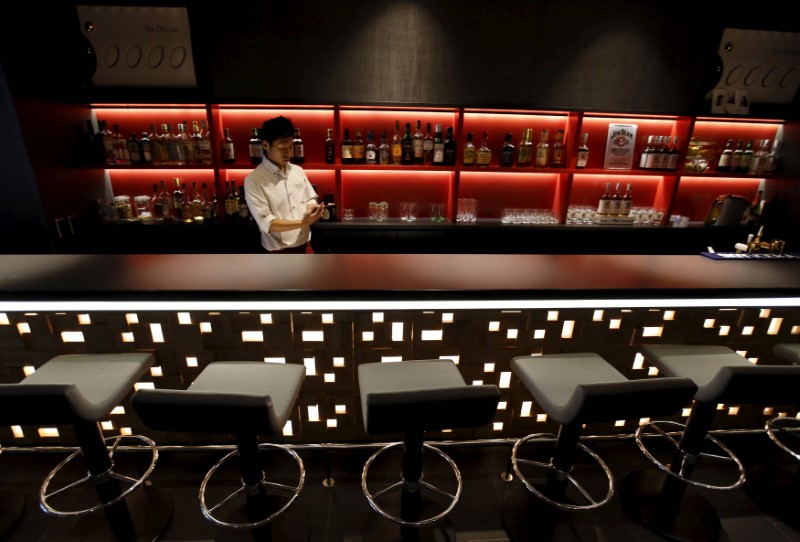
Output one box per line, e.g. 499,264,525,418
132,361,307,541
620,344,800,542
746,343,800,529
502,353,696,541
0,352,170,541
358,359,500,534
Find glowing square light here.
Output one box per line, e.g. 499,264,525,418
682,408,692,417
17,322,31,334
614,420,625,427
759,309,771,318
488,321,500,332
439,355,459,365
593,310,604,322
663,310,676,321
484,363,495,373
767,318,783,335
392,322,404,341
282,421,294,436
22,365,35,377
259,358,284,365
728,406,740,415
199,322,212,333
260,313,273,324
642,326,663,337
791,325,800,335
150,366,163,377
704,319,716,328
536,413,548,422
493,422,504,431
333,357,345,367
150,323,164,343
11,426,24,438
0,313,9,325
324,373,335,383
499,371,512,389
125,313,138,324
507,329,518,339
719,326,730,336
561,320,574,339
134,382,155,391
547,311,559,322
372,312,384,323
609,319,621,330
101,420,114,431
335,404,347,414
38,428,59,438
77,314,91,325
717,403,726,411
242,330,264,342
119,427,132,436
534,329,546,339
521,401,532,417
648,367,659,376
741,326,754,336
177,312,192,325
472,380,484,385
111,406,125,415
497,401,507,410
186,356,198,367
382,356,403,363
639,417,650,426
322,313,334,324
442,313,454,323
121,332,134,342
763,407,774,416
421,329,443,341
326,419,338,428
307,405,320,422
303,330,324,342
61,331,85,343
304,358,316,375
362,331,374,341
632,353,645,370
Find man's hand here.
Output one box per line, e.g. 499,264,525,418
302,203,326,226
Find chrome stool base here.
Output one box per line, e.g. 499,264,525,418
200,443,305,531
510,433,613,512
362,442,461,527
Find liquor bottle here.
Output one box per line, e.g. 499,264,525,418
223,181,234,222
619,183,633,216
112,124,131,165
391,120,402,165
198,121,213,165
550,129,565,168
401,122,414,165
249,128,262,164
157,123,171,165
766,139,781,173
201,183,216,223
500,132,515,167
148,183,164,221
645,135,663,170
97,120,115,165
534,129,550,168
666,136,680,171
190,181,204,221
227,181,240,223
750,189,763,219
609,182,623,216
413,120,424,164
575,132,589,168
325,128,335,164
730,139,744,171
320,193,337,222
657,135,672,170
158,179,172,221
516,128,533,167
340,128,353,165
738,140,754,172
716,139,733,172
352,129,365,164
476,131,492,167
172,178,184,221
365,130,378,164
139,132,153,164
423,122,434,166
638,135,654,169
178,122,194,165
127,132,142,164
190,120,203,164
432,124,445,166
167,124,186,166
749,139,769,175
597,182,613,216
222,128,236,164
292,128,305,164
379,130,390,165
238,184,251,222
444,127,457,166
462,132,476,166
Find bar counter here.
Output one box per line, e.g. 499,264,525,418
1,253,799,448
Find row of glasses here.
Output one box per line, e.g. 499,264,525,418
501,208,558,225
400,202,417,221
456,198,478,223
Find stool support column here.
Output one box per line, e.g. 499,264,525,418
236,433,265,491
401,429,424,524
548,422,582,499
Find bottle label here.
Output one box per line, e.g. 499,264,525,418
551,149,564,166
463,148,475,165
576,150,589,168
535,148,549,167
597,199,613,215
223,143,235,160
341,145,353,159
366,149,377,163
293,143,304,158
433,145,444,164
413,140,424,158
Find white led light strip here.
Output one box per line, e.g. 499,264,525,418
1,297,799,312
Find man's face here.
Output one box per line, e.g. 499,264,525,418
264,137,294,167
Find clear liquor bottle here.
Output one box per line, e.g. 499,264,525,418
148,183,164,221
379,130,390,165
201,182,216,223
516,128,533,167
158,179,172,221
476,131,492,167
178,122,194,165
500,132,515,167
423,122,434,166
575,132,589,168
413,120,425,164
167,124,186,166
462,132,476,166
190,121,203,164
534,129,550,168
190,181,204,221
198,121,213,165
550,129,565,168
172,178,184,221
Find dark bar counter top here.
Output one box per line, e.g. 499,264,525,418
1,253,799,302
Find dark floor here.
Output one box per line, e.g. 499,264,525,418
1,431,798,541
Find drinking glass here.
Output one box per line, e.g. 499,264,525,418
343,208,354,221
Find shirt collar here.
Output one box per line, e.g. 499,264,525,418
262,156,291,178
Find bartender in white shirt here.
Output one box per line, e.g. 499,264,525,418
244,116,324,253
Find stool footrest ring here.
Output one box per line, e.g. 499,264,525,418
39,434,159,517
199,442,305,530
361,442,462,527
511,432,613,511
634,420,745,491
765,416,800,461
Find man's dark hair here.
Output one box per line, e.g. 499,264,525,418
260,116,295,143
